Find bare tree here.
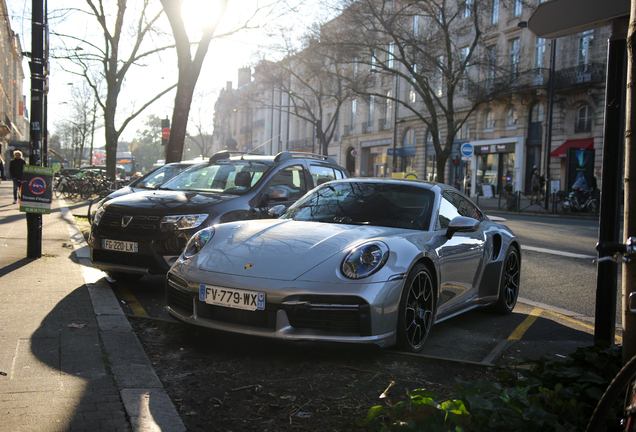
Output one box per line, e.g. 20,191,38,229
55,0,176,179
255,26,365,156
160,0,295,163
325,0,513,184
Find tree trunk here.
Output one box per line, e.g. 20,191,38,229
623,2,636,364
165,74,195,163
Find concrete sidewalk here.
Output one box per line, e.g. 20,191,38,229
0,181,184,432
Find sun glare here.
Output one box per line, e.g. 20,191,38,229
181,0,224,30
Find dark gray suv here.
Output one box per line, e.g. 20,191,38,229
88,151,349,281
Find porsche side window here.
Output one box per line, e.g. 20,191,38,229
268,165,306,199
449,192,483,220
438,196,461,230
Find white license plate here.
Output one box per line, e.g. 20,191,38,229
199,284,265,311
102,238,138,253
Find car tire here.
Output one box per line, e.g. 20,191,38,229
107,271,144,283
396,263,435,353
492,246,520,315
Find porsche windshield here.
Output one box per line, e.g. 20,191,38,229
160,161,270,194
283,181,434,230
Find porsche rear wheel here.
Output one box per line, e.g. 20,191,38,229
397,263,435,353
493,247,520,315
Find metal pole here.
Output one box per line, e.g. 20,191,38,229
595,18,628,345
27,0,45,258
544,39,556,210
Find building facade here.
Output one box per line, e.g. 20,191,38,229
0,0,28,163
213,0,608,198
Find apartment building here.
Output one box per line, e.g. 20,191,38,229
213,0,608,198
0,0,28,161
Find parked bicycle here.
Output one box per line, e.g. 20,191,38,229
587,237,636,431
562,186,599,215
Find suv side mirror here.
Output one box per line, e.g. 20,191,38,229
269,187,289,200
446,216,480,239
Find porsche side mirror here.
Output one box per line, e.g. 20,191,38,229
268,204,286,217
446,216,480,239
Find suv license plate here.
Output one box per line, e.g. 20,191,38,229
102,239,138,253
199,284,265,311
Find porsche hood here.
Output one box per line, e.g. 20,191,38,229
192,220,398,281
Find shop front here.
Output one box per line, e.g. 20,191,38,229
469,136,524,197
360,138,392,177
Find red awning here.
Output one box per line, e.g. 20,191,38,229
550,139,594,158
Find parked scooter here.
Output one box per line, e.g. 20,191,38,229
561,187,598,214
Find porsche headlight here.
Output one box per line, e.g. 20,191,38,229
162,214,208,230
93,206,106,226
341,241,389,279
183,227,215,259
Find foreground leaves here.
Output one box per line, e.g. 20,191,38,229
360,344,623,431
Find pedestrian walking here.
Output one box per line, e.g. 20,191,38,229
0,155,5,184
9,150,26,204
530,166,541,204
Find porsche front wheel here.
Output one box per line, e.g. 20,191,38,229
396,263,435,353
493,247,520,315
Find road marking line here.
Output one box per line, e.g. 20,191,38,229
117,285,148,317
541,309,623,343
508,307,542,340
522,245,595,260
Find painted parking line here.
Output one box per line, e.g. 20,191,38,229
521,245,596,260
116,284,149,317
508,307,542,341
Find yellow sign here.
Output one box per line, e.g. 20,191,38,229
392,172,419,179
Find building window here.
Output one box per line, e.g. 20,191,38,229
487,46,496,89
433,57,443,97
368,95,374,123
459,47,469,92
578,30,594,70
490,0,499,25
534,37,546,69
409,63,418,102
353,57,358,78
456,121,469,140
531,102,545,123
463,0,472,18
413,15,419,37
387,42,394,68
484,109,495,129
506,106,518,127
576,105,593,133
350,99,357,126
509,39,520,80
385,90,393,121
512,0,522,17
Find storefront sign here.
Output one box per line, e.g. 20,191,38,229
474,143,516,154
20,165,54,214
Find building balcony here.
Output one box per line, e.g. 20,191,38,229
554,63,606,91
252,118,265,129
343,124,355,137
467,68,550,100
288,137,312,150
362,121,373,133
0,115,11,138
378,118,391,131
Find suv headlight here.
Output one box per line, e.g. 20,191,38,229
93,206,106,226
341,241,389,279
183,227,215,259
161,214,208,230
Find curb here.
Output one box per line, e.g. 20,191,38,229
59,199,186,432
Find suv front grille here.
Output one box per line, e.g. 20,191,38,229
100,212,162,232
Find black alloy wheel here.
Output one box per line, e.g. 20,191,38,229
493,247,520,314
397,263,435,353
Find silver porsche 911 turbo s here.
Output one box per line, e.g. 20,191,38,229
166,178,521,352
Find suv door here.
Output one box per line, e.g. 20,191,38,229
263,165,307,211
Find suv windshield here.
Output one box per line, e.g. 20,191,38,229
133,164,199,189
283,181,434,230
161,161,271,194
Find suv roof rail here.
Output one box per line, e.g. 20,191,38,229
209,150,245,162
274,151,337,165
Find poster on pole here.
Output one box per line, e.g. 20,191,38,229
19,165,55,214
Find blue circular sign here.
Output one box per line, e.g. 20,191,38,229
29,176,47,195
460,143,474,157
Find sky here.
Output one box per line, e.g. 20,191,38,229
7,0,327,149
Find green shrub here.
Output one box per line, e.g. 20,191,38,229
359,344,623,431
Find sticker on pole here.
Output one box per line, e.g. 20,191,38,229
20,165,55,214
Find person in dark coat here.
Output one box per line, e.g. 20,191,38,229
9,150,26,204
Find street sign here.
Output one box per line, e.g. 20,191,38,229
460,143,474,157
20,165,54,214
162,128,170,140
